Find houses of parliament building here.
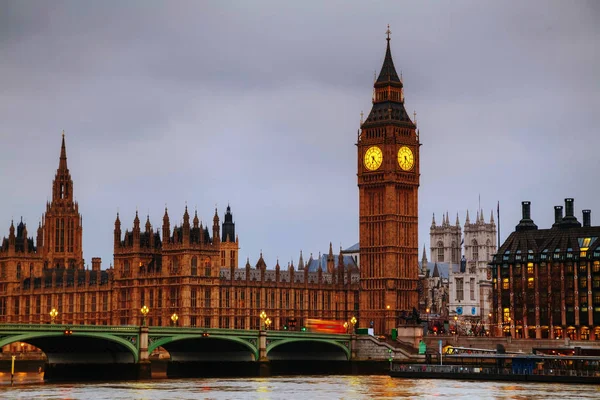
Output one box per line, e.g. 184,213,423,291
0,33,420,335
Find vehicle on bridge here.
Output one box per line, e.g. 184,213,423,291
305,319,346,334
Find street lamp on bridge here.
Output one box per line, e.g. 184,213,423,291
50,308,58,324
426,308,430,335
171,313,179,326
265,317,272,330
140,305,149,327
260,310,267,330
350,316,357,333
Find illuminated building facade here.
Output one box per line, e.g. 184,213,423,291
491,200,600,340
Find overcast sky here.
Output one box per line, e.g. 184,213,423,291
1,1,599,269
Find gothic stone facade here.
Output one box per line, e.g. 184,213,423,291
0,137,360,331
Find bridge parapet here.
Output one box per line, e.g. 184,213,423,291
354,335,418,361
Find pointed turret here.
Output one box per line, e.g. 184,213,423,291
465,210,470,225
59,130,68,171
182,205,190,244
212,208,220,243
327,242,334,273
222,204,235,243
432,263,440,278
456,213,460,227
337,246,345,282
490,209,495,224
376,26,401,84
37,221,43,251
133,210,140,247
193,209,199,228
114,212,121,248
420,244,428,276
52,132,74,203
183,205,190,227
145,214,151,233
298,250,305,270
162,207,170,243
361,26,414,128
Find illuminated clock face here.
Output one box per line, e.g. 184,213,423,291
397,146,414,171
364,146,383,171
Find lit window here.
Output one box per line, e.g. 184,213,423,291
527,263,534,275
502,278,509,290
527,277,534,289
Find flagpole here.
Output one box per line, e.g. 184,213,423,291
497,201,501,251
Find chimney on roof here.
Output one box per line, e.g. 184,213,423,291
583,210,591,227
560,198,581,228
92,257,101,271
565,198,574,218
515,201,538,232
552,206,563,228
522,201,531,220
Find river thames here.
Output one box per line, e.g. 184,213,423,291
1,374,599,399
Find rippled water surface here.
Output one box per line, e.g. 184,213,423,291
1,374,599,399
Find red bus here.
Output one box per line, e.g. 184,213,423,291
305,319,347,334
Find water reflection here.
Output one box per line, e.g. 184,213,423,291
0,374,599,399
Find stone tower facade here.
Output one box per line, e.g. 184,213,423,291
41,133,84,270
220,205,239,270
430,212,462,265
358,30,420,334
447,209,496,330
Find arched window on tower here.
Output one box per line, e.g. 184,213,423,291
472,239,479,261
437,241,444,262
16,263,21,280
451,241,457,264
486,239,491,261
123,260,130,276
191,256,198,276
204,258,211,277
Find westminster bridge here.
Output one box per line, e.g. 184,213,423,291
0,324,413,379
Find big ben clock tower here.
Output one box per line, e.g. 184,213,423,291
358,28,420,334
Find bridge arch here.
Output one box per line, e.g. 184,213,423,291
267,338,350,360
149,334,259,361
0,331,139,363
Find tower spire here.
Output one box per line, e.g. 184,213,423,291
376,25,400,84
59,130,67,171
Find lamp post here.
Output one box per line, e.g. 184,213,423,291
265,318,271,330
350,316,357,333
426,307,430,335
171,313,179,327
386,305,391,335
259,310,267,330
454,315,458,338
488,313,492,336
50,308,58,324
344,322,349,334
140,305,149,327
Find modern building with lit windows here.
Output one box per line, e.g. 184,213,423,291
490,199,600,340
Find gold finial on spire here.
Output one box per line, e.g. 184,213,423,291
386,24,391,41
62,130,65,138
360,111,364,125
